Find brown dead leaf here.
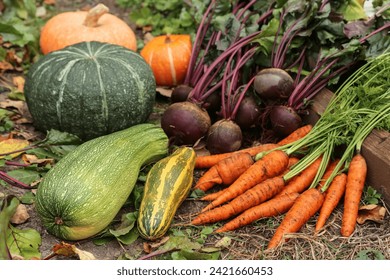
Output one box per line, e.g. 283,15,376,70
52,242,96,260
0,138,29,159
52,242,76,257
0,99,26,115
12,76,25,93
0,61,14,71
156,87,173,98
14,117,33,125
10,204,30,224
6,49,22,65
143,236,170,253
22,154,55,166
357,204,386,225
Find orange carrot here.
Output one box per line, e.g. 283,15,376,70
315,173,347,232
216,192,300,233
194,152,254,192
194,124,311,169
192,177,286,225
275,156,323,198
200,156,298,202
277,124,313,146
201,150,290,212
195,143,279,169
288,157,300,168
267,188,325,249
194,166,221,192
200,189,226,201
341,154,367,237
317,159,341,191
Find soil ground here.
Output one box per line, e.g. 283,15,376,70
1,0,389,261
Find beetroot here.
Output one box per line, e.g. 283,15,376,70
161,101,211,145
234,95,261,130
206,119,242,154
254,68,294,100
171,85,193,103
269,105,302,137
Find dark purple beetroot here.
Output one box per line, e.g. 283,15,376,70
161,101,211,145
234,95,261,130
206,119,242,154
269,105,302,137
203,92,221,113
171,85,193,103
254,68,294,100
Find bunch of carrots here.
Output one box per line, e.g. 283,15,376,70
190,51,390,250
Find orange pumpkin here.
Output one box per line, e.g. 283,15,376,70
39,4,137,54
140,34,192,87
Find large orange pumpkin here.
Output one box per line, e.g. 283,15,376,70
39,4,137,54
140,34,192,87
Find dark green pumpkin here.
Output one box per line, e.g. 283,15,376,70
24,41,156,140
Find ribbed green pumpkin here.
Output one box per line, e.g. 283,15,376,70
35,123,168,241
137,147,196,240
24,41,156,140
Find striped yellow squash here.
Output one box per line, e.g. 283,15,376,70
137,147,196,240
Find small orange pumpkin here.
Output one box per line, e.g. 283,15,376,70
140,34,192,87
39,4,137,54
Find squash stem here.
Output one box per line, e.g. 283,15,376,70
83,4,109,27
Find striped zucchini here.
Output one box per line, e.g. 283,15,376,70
137,147,196,240
36,123,168,241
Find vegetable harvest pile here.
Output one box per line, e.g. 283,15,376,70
0,0,390,260
192,51,390,249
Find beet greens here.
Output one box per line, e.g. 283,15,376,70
162,0,390,148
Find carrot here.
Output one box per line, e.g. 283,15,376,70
277,124,313,146
274,156,323,198
194,152,254,192
288,157,300,168
216,192,300,233
193,166,221,192
192,177,286,225
195,143,279,169
200,156,298,202
341,154,367,237
267,188,325,249
200,189,226,201
194,124,311,170
201,150,290,212
317,159,341,191
315,173,347,232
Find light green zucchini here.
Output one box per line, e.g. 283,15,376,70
35,123,168,240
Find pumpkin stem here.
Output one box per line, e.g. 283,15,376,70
165,34,172,44
83,4,109,27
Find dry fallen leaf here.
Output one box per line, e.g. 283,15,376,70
143,236,170,253
0,99,26,115
73,247,96,260
12,76,25,93
0,61,13,71
52,242,96,260
22,154,55,166
357,204,386,225
0,138,29,159
10,204,30,224
156,87,173,98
